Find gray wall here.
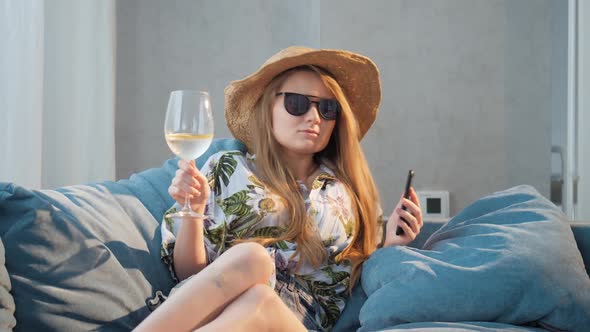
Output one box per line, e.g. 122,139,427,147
504,1,552,200
116,0,561,215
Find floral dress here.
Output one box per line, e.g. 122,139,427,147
160,150,359,330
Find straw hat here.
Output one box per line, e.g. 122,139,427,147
224,46,381,150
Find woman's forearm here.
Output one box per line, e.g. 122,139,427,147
173,219,208,280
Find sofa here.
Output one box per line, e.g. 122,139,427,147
1,138,589,332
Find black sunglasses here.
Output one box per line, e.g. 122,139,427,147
275,92,340,120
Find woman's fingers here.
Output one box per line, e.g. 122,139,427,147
402,198,423,227
170,160,209,205
174,169,201,189
168,185,186,201
177,159,199,176
401,188,419,208
168,183,199,199
409,187,421,207
396,215,416,239
175,161,206,189
393,187,423,236
180,181,200,197
383,188,423,246
176,161,199,178
396,207,419,234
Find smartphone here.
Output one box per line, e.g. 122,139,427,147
395,169,415,236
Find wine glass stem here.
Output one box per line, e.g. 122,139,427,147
183,195,192,212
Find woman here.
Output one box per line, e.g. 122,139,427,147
134,46,423,331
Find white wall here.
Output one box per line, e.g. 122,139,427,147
577,0,590,221
116,0,559,215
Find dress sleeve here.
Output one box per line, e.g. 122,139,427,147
159,155,220,283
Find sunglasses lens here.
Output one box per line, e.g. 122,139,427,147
284,93,310,116
282,92,339,120
319,100,340,120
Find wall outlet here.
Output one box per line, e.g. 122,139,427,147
417,190,450,219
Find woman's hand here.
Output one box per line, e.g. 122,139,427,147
382,187,423,247
168,160,210,215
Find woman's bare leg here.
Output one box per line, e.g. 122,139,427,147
133,242,274,332
197,284,307,332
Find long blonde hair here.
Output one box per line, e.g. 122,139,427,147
247,65,381,289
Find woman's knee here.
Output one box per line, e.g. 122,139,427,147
243,284,280,313
246,283,276,302
242,284,304,331
226,242,274,283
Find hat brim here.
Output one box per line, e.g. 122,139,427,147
225,47,381,151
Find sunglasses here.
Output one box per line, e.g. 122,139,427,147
275,92,340,120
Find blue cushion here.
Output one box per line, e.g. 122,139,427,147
571,223,590,275
331,283,367,332
0,138,245,331
359,185,590,332
372,321,547,331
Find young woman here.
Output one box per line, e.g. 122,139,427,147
134,46,423,332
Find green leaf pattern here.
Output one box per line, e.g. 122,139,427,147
164,206,177,231
211,151,242,195
251,226,284,238
218,190,251,217
299,263,351,329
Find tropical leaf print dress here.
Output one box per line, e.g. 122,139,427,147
160,150,357,330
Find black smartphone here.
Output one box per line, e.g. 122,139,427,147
395,170,415,236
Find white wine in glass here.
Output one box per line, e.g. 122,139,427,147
164,90,214,219
166,133,213,160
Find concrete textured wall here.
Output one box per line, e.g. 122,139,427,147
116,0,560,215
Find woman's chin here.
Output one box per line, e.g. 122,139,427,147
282,142,326,156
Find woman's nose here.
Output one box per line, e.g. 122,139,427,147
305,103,322,122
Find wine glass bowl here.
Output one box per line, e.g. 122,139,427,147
164,90,214,219
165,132,213,161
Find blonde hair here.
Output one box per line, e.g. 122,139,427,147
246,65,381,289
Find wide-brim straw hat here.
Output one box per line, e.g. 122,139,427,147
224,46,381,151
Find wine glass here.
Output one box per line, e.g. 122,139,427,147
164,90,214,218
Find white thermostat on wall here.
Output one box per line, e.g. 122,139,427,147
417,190,450,219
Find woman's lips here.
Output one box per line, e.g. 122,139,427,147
299,129,319,137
